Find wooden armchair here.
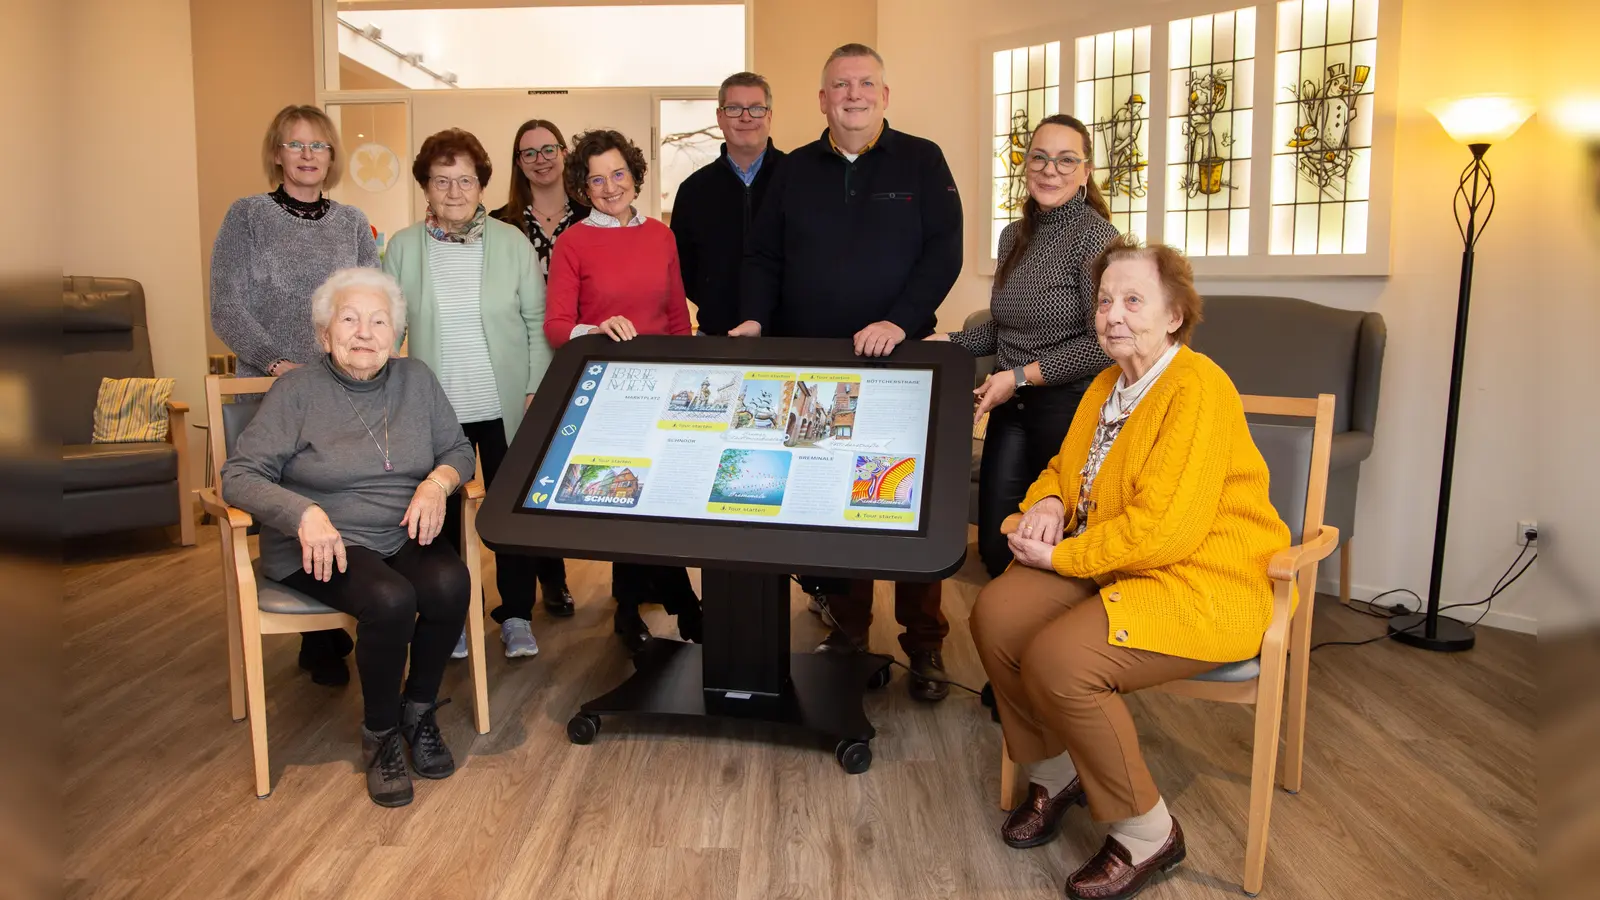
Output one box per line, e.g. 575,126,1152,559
200,375,491,798
997,394,1338,896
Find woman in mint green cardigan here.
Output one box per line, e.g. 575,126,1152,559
384,128,564,661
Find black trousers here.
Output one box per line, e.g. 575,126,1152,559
977,377,1093,577
612,563,698,617
279,539,469,732
444,418,568,623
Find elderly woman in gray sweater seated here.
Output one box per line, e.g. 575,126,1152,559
222,268,476,809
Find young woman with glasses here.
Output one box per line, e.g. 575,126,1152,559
210,104,380,687
928,113,1121,577
490,119,590,279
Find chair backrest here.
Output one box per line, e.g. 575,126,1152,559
963,309,997,388
1241,394,1335,557
1191,296,1385,438
63,276,154,445
205,375,279,488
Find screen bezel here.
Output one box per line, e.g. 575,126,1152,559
477,335,975,582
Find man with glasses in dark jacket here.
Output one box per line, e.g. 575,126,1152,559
671,72,786,336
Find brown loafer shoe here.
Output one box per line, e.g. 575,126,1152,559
907,650,950,702
1002,779,1086,848
1065,819,1186,900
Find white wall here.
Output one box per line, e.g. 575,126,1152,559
878,0,1596,633
342,6,745,89
64,0,209,488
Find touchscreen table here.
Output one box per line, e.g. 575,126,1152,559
478,335,976,773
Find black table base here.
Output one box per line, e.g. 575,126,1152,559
565,569,892,773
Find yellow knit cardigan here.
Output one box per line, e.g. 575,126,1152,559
1020,346,1291,664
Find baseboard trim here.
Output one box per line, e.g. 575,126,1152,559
1319,576,1537,636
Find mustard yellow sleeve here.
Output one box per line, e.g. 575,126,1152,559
1049,373,1233,578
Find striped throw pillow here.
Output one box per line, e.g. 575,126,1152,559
92,377,175,443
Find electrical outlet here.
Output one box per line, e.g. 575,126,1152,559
1517,520,1539,546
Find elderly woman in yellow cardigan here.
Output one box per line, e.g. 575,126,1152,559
970,235,1290,900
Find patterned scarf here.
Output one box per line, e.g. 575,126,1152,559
425,204,488,244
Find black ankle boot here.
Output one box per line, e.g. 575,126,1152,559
399,698,456,779
298,631,350,687
613,603,651,655
676,601,703,643
362,726,413,807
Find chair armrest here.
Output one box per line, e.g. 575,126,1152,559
1267,525,1340,581
1000,513,1022,535
198,487,254,529
165,400,190,414
463,479,484,501
1329,431,1373,470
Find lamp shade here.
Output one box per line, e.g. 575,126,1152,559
1428,94,1535,145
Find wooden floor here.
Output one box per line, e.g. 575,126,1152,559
64,527,1534,900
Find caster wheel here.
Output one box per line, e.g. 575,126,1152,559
835,739,872,774
567,713,600,745
867,664,892,690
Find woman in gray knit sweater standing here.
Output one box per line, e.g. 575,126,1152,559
210,105,379,686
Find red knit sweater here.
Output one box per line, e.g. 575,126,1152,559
544,218,691,347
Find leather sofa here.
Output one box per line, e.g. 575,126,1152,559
1189,295,1384,601
63,276,194,544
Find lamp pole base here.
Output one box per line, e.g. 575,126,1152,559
1387,613,1476,652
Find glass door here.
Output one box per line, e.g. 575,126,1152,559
323,96,413,258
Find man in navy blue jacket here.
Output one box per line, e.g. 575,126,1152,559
671,72,786,336
735,43,962,702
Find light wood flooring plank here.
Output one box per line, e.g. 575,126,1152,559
64,528,1534,900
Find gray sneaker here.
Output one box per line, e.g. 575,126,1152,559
500,618,540,658
451,629,469,660
361,726,413,808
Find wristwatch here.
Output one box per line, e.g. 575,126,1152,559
1012,366,1029,390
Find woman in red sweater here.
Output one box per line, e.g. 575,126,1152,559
544,130,691,347
546,129,701,653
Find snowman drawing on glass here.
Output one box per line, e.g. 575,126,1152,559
1288,62,1371,196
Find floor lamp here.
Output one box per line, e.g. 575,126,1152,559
1387,95,1535,652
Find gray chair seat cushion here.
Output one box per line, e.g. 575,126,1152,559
63,442,176,491
1190,657,1261,682
252,559,341,616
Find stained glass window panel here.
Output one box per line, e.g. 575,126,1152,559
1271,0,1377,255
992,42,1063,258
1166,7,1255,257
1076,26,1152,240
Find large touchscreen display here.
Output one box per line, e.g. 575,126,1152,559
520,361,935,532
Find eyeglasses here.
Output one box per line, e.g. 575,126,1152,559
719,105,770,119
281,141,333,155
1027,153,1086,175
518,145,562,162
586,170,633,191
429,175,480,193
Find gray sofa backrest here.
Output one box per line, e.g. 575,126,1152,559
1189,295,1384,437
63,276,154,445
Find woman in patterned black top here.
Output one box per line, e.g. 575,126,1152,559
490,118,590,278
932,114,1120,576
